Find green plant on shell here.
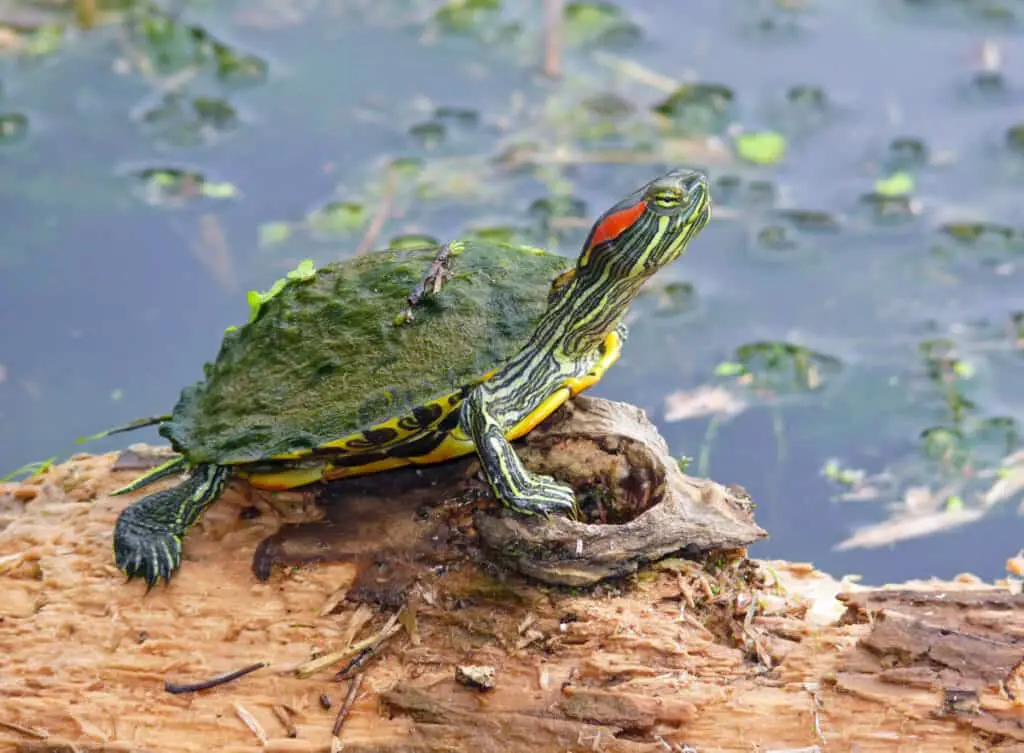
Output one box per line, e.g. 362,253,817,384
224,259,317,333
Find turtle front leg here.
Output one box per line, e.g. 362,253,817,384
460,387,576,516
113,463,231,587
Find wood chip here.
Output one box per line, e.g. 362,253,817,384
232,702,267,746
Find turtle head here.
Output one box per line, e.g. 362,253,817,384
533,169,710,357
575,168,710,281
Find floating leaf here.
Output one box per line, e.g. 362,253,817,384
463,225,522,245
732,340,843,394
887,137,929,169
388,234,439,250
757,224,798,251
564,1,641,46
952,360,975,379
529,195,588,226
775,209,841,232
435,106,480,126
435,0,500,33
259,222,292,248
0,112,28,143
944,495,965,513
200,181,239,199
133,167,230,205
389,157,423,178
786,85,829,110
582,93,634,119
653,83,734,134
735,131,787,165
874,172,914,197
714,361,747,377
23,24,64,57
936,222,1024,257
409,121,446,148
308,202,367,236
141,94,239,147
920,426,964,459
859,191,918,222
1008,124,1024,153
821,458,865,487
212,44,268,85
647,280,696,317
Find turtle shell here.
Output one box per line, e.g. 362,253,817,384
161,242,570,464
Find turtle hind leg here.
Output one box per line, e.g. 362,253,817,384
113,463,231,587
460,387,576,516
76,414,172,444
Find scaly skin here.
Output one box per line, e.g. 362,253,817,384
113,464,229,586
459,169,710,516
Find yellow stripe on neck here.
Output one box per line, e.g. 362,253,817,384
507,327,623,440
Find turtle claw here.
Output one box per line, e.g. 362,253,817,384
114,507,183,588
504,475,577,518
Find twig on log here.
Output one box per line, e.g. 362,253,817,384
295,613,402,679
164,661,267,694
332,672,365,737
335,612,404,679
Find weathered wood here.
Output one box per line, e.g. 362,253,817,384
476,396,764,586
834,588,1024,745
1,397,1022,752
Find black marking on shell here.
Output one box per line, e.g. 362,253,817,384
384,430,449,459
348,427,401,450
397,403,444,431
329,451,391,468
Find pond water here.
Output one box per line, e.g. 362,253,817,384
1,0,1022,585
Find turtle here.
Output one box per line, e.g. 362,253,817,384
98,168,711,586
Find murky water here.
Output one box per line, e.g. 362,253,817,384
1,0,1022,584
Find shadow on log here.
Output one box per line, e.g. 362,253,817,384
253,396,765,592
1,397,1022,752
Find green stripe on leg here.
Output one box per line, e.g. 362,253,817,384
461,387,576,516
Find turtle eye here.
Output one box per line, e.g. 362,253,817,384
647,187,685,211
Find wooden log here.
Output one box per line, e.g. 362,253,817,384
1,397,1021,752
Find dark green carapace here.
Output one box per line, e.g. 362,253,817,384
165,242,569,463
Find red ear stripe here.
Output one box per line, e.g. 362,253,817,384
586,200,647,252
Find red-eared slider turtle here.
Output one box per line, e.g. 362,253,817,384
98,169,711,586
